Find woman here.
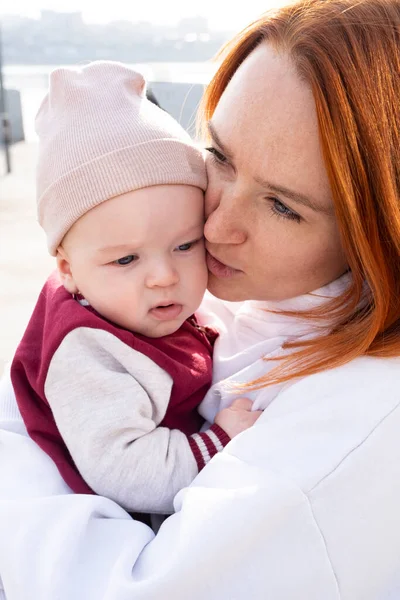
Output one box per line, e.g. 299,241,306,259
1,0,400,597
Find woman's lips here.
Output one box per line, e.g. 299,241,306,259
206,252,242,279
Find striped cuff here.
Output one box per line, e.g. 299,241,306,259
188,424,231,471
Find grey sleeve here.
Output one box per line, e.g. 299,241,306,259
44,327,198,513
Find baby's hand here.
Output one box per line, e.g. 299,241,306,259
215,397,262,439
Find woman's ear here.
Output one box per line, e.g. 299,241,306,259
56,246,79,295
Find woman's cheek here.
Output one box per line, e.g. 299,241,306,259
204,160,222,209
204,184,219,220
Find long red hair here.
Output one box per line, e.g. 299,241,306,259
199,0,400,389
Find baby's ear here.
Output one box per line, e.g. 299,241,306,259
56,246,79,295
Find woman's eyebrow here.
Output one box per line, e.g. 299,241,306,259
207,122,234,160
255,176,332,214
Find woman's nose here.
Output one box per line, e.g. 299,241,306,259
145,261,179,289
204,191,247,245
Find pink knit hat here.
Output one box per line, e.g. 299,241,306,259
35,61,207,255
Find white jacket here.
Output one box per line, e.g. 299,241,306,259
1,279,400,600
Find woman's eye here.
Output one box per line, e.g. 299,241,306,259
205,146,227,165
270,199,301,223
114,255,137,266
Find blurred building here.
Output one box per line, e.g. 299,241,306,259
39,10,84,30
177,16,209,36
2,12,229,65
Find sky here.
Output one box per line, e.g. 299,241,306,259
0,0,287,30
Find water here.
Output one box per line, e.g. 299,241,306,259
4,62,216,141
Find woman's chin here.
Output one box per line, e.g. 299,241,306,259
207,273,249,302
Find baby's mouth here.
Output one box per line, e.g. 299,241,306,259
149,303,183,321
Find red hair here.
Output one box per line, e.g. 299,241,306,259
199,0,400,389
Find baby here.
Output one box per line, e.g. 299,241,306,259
11,62,260,515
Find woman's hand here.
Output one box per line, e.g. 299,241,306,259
215,397,263,439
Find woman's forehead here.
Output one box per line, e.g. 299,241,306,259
214,44,315,148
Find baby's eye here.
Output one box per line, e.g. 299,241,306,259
177,242,193,251
114,255,137,266
176,237,203,252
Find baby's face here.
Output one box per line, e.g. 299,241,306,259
59,184,208,337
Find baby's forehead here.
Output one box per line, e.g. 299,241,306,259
65,184,205,252
86,212,204,255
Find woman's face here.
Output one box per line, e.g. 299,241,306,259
204,43,348,302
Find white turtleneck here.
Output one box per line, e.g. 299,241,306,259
197,272,352,419
1,272,400,600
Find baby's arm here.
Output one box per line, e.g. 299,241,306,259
45,327,260,514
